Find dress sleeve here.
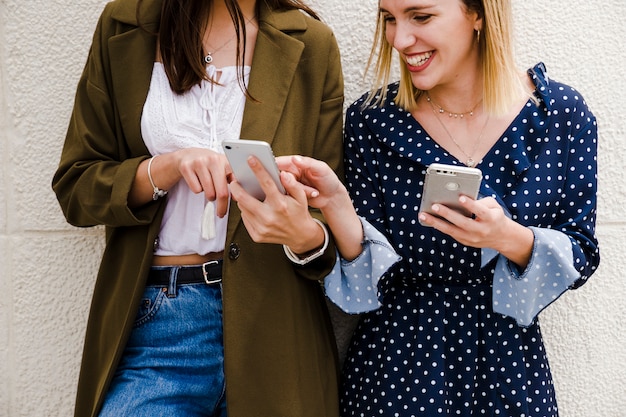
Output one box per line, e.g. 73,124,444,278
489,227,580,327
488,78,600,326
324,217,401,314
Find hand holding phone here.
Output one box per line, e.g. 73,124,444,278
419,163,482,225
222,139,286,200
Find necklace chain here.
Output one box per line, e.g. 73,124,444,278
203,37,236,65
426,95,489,168
203,15,255,65
426,92,482,118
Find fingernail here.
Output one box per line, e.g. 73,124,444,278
432,204,440,212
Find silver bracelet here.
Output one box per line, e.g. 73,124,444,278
147,155,167,200
283,218,329,265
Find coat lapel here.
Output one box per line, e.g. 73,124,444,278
240,7,306,145
230,7,307,238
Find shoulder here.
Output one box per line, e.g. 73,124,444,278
529,62,595,119
300,13,335,38
262,7,335,42
347,82,402,117
344,82,415,141
98,0,161,28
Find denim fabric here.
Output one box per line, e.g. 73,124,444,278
99,267,226,417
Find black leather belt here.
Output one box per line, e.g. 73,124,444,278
147,260,223,286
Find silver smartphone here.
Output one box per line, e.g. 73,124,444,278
222,139,286,200
419,163,482,224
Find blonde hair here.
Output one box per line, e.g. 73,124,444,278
363,0,533,115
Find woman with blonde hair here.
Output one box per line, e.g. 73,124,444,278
292,0,601,415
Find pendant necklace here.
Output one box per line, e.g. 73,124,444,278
203,35,236,65
426,94,490,168
203,15,255,65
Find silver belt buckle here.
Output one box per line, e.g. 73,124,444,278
202,260,221,285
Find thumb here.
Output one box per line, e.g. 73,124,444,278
281,171,319,200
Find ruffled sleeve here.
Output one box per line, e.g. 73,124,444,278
324,217,401,314
489,227,580,327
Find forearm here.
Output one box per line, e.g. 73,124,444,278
494,218,534,269
129,153,182,208
320,184,363,261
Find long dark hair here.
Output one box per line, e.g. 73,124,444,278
138,0,319,95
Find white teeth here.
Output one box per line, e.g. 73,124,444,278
406,52,433,67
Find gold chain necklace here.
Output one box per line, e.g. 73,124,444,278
426,91,482,118
426,96,490,168
203,15,255,65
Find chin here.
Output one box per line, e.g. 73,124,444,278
409,76,435,92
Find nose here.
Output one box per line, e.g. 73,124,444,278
388,21,417,52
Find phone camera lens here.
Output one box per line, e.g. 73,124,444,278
445,182,460,191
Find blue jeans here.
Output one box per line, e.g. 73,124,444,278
99,267,227,417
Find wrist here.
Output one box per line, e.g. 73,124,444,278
496,221,534,267
319,183,351,218
148,155,168,200
283,218,329,265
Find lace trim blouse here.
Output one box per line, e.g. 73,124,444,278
141,63,250,256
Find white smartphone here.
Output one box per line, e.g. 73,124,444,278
419,163,482,224
222,139,286,200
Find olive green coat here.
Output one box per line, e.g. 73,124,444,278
52,1,344,416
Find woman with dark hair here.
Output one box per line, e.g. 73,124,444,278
52,0,344,416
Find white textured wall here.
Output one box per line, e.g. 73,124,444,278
0,0,624,416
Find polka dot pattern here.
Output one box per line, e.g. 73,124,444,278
325,217,401,313
338,63,599,416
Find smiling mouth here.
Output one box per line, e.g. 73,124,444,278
406,51,433,67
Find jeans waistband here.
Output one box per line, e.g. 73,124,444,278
147,260,223,286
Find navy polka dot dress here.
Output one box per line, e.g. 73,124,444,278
339,63,600,417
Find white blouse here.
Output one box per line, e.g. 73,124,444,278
141,62,250,256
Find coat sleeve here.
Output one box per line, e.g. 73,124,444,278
52,5,158,228
287,28,345,280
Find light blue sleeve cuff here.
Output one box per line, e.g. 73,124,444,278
324,217,401,314
491,227,580,327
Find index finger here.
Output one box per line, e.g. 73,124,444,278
247,155,286,200
275,155,298,173
458,195,482,217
